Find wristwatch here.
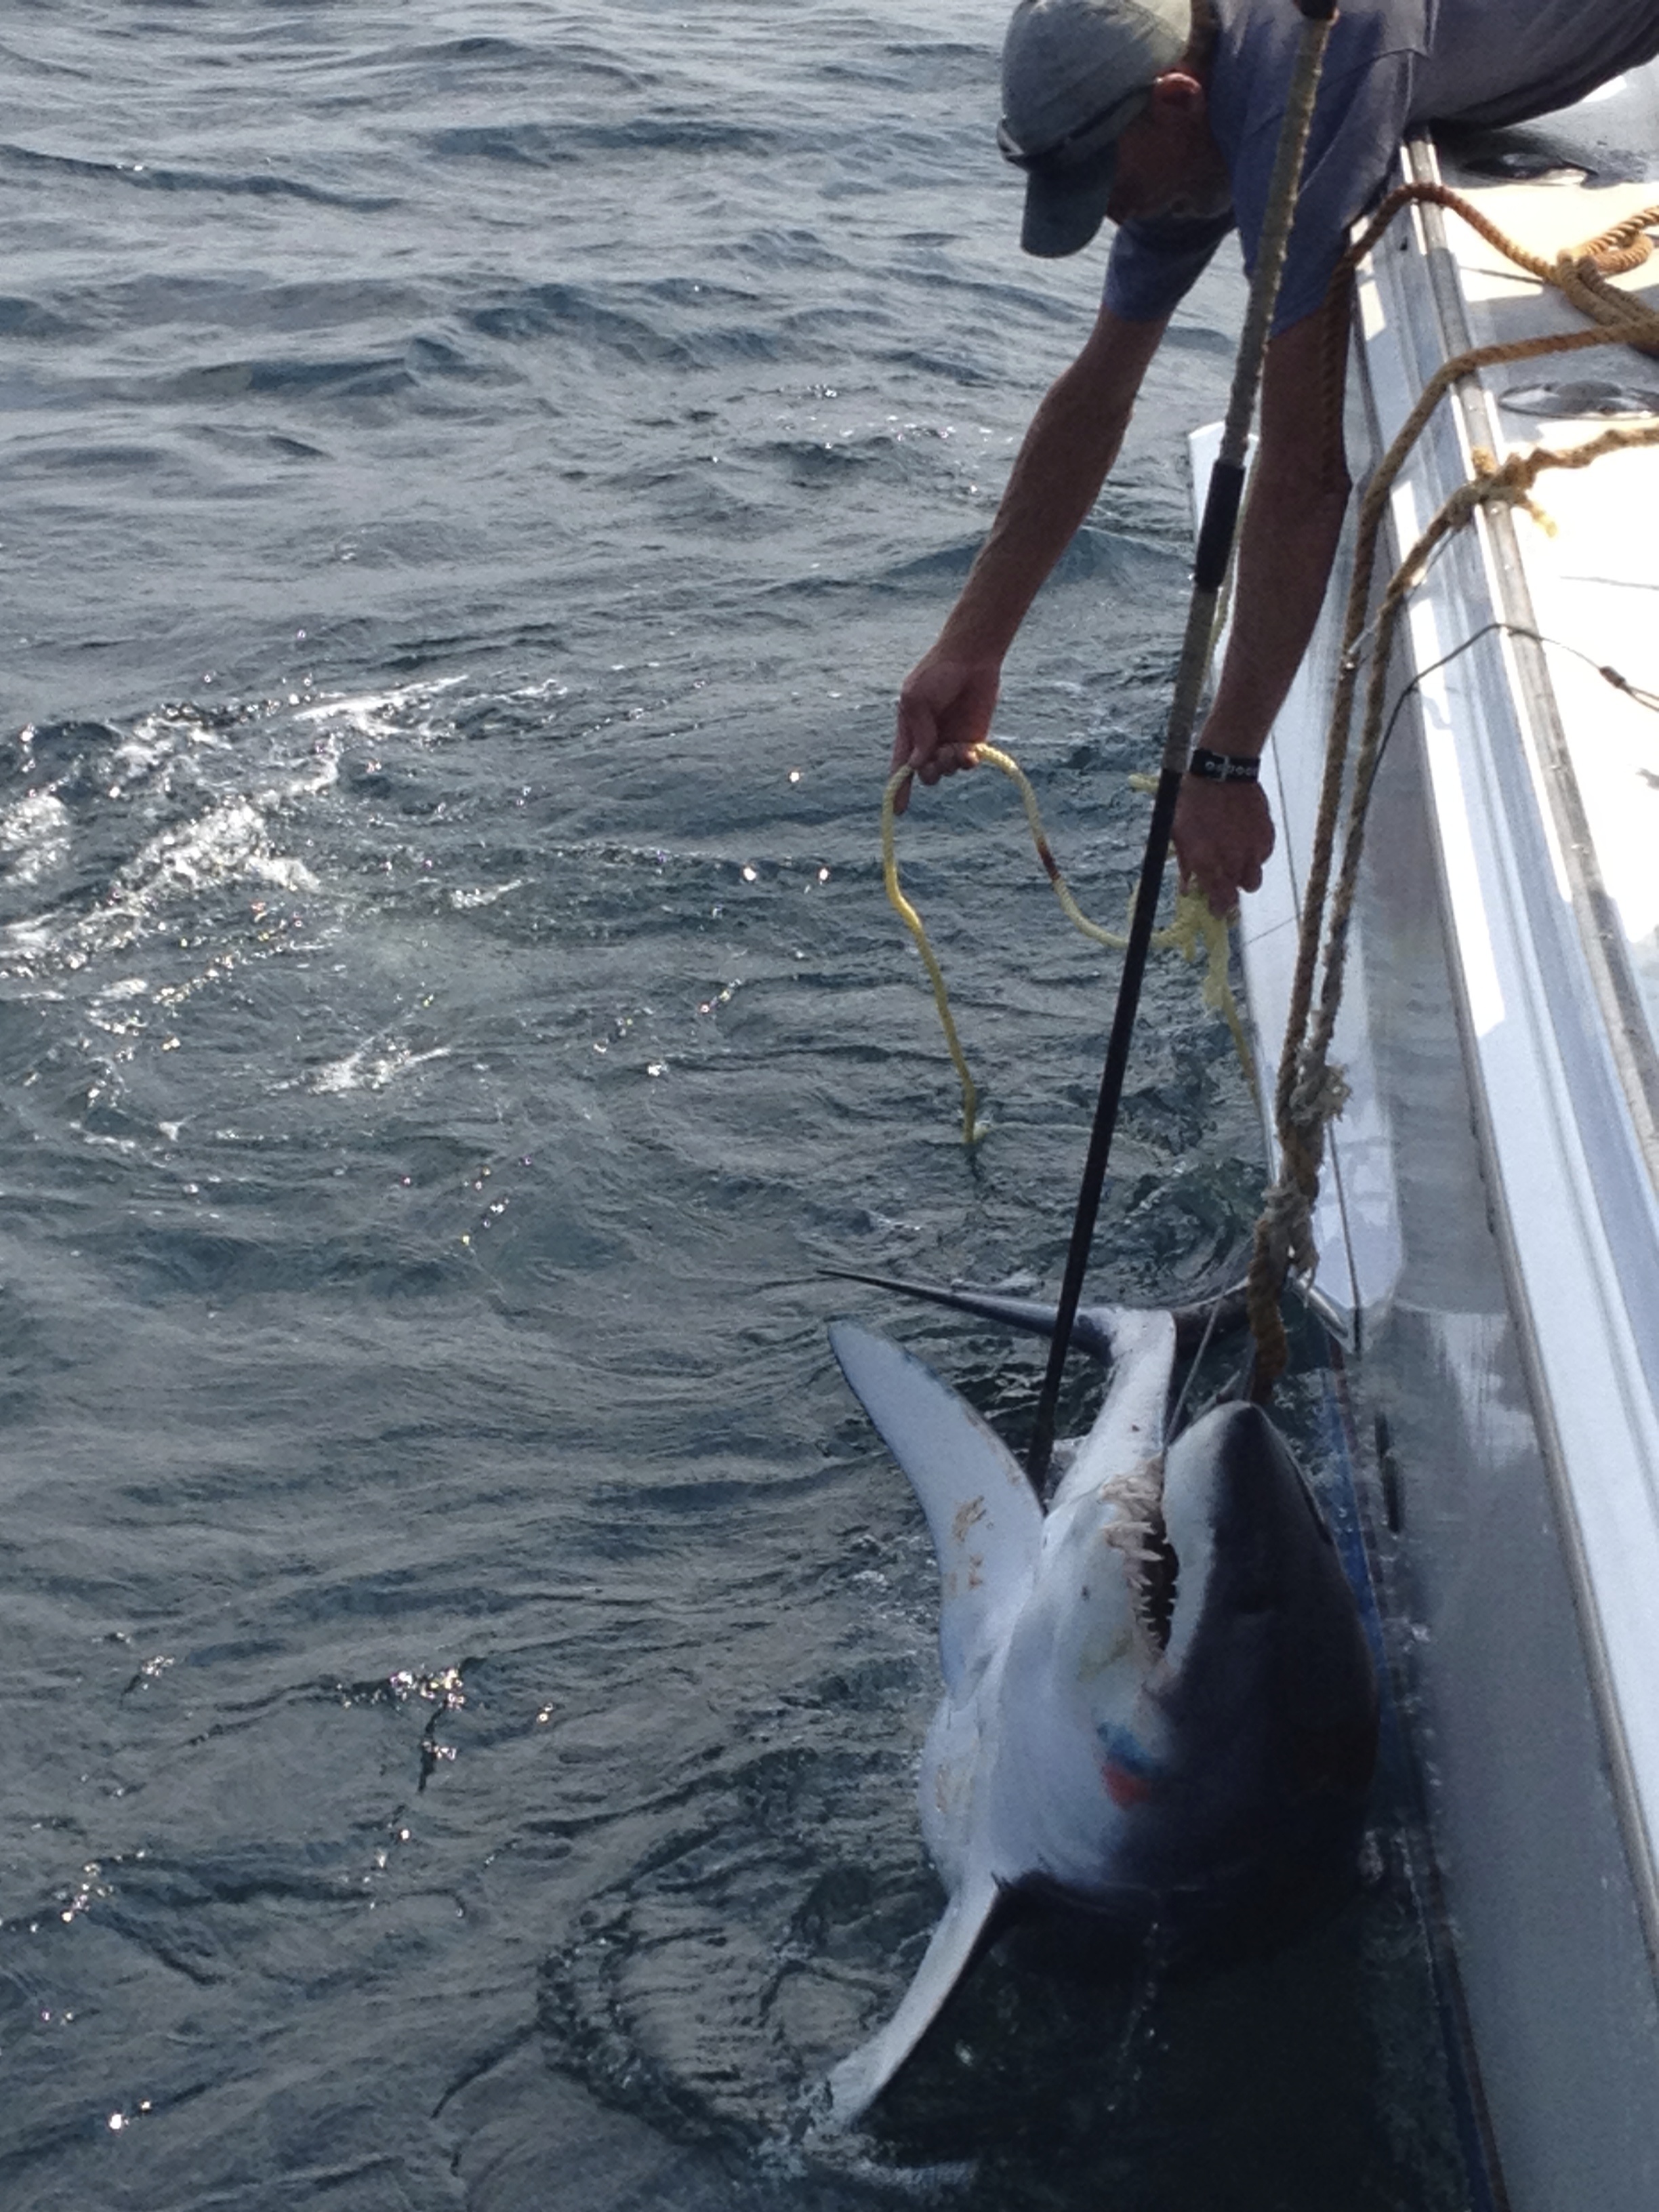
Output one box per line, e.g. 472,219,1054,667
1186,748,1261,784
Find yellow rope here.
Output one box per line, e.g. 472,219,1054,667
1245,188,1659,1390
882,745,1257,1146
881,765,984,1145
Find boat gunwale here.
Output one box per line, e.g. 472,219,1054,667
1303,115,1659,2002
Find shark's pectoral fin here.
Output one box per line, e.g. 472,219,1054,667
830,1323,1041,1695
825,1869,1004,2128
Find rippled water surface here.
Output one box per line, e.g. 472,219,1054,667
2,6,1473,2207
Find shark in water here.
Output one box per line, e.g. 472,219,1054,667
823,1275,1378,2126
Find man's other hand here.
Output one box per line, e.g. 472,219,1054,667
1172,775,1275,917
888,654,1002,815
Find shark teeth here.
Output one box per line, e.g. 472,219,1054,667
1099,1457,1176,1649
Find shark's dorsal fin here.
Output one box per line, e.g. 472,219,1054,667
825,1867,1003,2127
830,1323,1042,1696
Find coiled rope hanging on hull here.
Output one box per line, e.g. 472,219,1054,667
1246,184,1659,1394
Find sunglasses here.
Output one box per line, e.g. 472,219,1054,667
996,84,1151,173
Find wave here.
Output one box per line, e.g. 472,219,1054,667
467,281,781,369
425,125,581,168
356,33,653,90
558,117,781,157
0,140,397,211
0,293,83,340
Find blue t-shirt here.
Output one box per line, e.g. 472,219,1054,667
1104,0,1659,334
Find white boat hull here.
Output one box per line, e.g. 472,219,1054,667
1200,60,1659,2212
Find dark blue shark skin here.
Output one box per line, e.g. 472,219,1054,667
1021,1401,1379,1971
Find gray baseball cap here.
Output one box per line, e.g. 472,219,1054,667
1000,0,1191,256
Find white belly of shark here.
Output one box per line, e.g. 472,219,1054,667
824,1292,1377,2127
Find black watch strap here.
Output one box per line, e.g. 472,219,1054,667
1187,747,1261,784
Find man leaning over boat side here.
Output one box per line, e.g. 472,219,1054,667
888,0,1659,915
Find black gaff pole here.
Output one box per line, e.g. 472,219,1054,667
1025,0,1340,1490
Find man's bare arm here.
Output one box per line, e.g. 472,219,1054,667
890,306,1170,810
1174,300,1352,912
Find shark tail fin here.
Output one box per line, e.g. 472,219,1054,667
825,1870,1004,2128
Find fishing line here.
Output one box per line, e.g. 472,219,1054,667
1374,619,1659,776
1167,1292,1225,1438
1348,619,1659,823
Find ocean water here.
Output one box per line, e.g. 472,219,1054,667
1,5,1472,2207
